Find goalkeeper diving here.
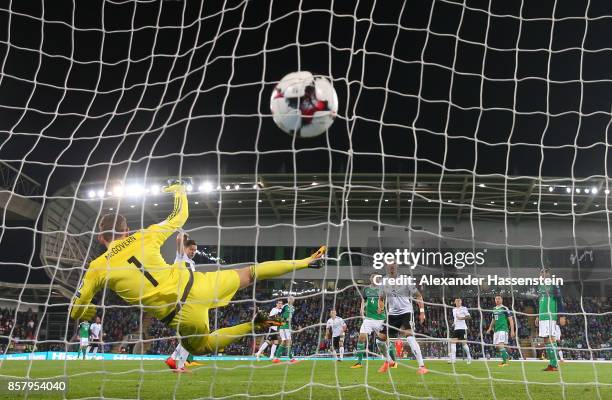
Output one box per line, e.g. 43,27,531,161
70,179,327,360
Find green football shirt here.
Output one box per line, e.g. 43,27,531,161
279,304,294,329
492,305,511,332
363,286,385,320
78,321,90,339
538,284,562,321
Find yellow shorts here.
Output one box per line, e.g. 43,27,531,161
172,269,240,355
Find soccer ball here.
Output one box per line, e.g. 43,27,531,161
270,71,338,138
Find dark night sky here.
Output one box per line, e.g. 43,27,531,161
1,0,612,282
1,0,612,190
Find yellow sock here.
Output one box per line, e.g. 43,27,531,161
205,322,254,352
251,259,310,280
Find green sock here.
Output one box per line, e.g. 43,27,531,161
377,340,388,360
547,343,558,367
287,346,293,359
357,342,365,363
500,348,508,363
187,354,193,363
275,345,285,358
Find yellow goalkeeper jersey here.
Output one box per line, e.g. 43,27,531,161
70,191,189,321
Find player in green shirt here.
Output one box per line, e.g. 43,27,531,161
351,274,394,370
273,296,296,363
486,295,515,366
77,320,91,360
535,267,566,371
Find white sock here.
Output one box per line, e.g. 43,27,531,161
171,345,180,360
407,336,424,367
339,346,344,359
176,345,190,369
270,344,277,359
450,343,457,362
92,346,98,355
85,346,91,356
331,349,337,360
257,341,269,356
462,343,472,361
558,350,564,361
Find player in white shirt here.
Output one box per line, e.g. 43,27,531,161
86,316,102,357
256,300,284,360
165,232,200,371
449,298,472,364
380,263,428,375
326,310,347,361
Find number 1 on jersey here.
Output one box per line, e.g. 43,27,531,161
128,256,159,287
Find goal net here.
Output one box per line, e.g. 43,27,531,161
0,0,611,399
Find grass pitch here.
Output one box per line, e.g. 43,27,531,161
1,359,610,399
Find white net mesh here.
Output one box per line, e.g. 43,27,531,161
0,0,611,399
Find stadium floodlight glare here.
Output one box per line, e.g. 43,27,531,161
311,181,318,186
97,190,105,198
153,203,158,207
194,201,199,205
591,187,598,194
585,188,590,194
566,187,571,193
606,189,610,194
479,183,485,188
252,184,258,189
88,190,96,198
234,184,239,190
576,188,581,194
554,202,558,206
113,185,124,197
510,201,515,204
186,184,193,192
151,185,160,195
225,185,231,190
548,186,554,192
199,182,213,193
127,184,143,197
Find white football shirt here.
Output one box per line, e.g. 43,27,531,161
90,322,102,339
382,282,418,315
326,317,346,337
453,306,470,330
269,306,282,331
175,252,195,272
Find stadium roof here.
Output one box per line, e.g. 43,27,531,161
77,173,611,223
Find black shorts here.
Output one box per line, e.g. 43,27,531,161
264,328,279,341
89,341,100,349
452,329,467,340
387,313,413,338
331,336,342,349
